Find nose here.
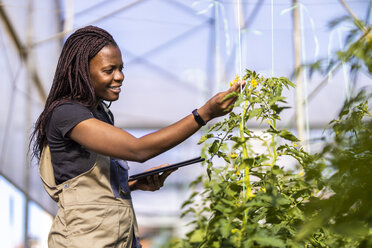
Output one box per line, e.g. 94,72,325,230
114,70,124,83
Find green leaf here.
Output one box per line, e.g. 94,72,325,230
222,91,238,101
198,133,214,144
278,129,299,142
248,108,263,120
209,140,220,154
189,229,205,243
248,234,286,247
217,151,230,163
219,219,231,238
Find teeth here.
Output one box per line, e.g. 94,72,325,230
110,87,120,90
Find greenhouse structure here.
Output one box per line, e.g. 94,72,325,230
0,0,370,247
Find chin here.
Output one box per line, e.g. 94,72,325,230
110,92,122,100
100,96,119,102
108,97,119,102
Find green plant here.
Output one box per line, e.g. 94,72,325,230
296,90,372,247
295,5,372,246
175,3,372,247
180,71,327,247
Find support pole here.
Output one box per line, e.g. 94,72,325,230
207,7,216,96
23,1,35,246
292,0,305,145
63,0,74,33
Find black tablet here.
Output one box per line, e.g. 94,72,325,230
128,157,205,182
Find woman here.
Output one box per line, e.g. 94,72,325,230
31,26,241,247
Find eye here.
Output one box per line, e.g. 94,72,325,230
103,68,114,74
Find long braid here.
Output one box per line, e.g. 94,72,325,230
31,26,118,159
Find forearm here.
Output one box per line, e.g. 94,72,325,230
136,113,203,161
70,110,207,162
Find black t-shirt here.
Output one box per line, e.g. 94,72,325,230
46,102,114,185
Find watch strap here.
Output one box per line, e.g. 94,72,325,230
192,109,206,126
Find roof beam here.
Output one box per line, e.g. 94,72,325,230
124,20,212,93
163,0,211,22
125,49,201,93
0,4,46,101
32,0,148,47
127,19,212,65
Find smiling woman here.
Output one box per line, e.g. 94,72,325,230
30,25,242,247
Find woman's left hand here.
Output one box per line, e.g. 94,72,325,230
128,164,177,191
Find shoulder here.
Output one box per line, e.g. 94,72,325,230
48,102,94,137
53,102,92,115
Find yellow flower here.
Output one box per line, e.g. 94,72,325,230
298,171,304,177
251,78,258,88
231,228,239,234
234,75,240,82
230,152,238,158
233,165,240,176
230,75,240,87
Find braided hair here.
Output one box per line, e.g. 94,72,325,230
31,25,118,159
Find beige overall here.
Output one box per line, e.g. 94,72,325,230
39,146,141,248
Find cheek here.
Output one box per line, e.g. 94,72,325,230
91,78,100,92
91,73,107,89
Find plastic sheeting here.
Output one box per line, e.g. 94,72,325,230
0,0,370,220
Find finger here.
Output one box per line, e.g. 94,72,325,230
223,82,243,105
222,91,240,108
147,175,154,187
147,176,160,191
153,174,161,188
233,82,246,95
159,163,170,168
159,168,177,182
145,163,169,172
156,175,164,188
228,80,245,92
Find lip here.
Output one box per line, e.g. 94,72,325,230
108,85,122,93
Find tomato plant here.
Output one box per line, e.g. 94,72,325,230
177,71,326,247
163,5,371,247
176,71,371,248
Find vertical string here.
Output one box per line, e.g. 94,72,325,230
215,2,221,93
271,0,274,76
327,29,336,84
299,3,310,151
235,0,246,202
237,0,243,77
338,28,351,100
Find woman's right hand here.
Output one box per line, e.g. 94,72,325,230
128,164,177,191
197,81,244,123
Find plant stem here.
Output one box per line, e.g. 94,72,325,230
240,98,254,227
339,0,368,33
271,118,278,166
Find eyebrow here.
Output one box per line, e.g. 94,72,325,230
102,64,122,69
